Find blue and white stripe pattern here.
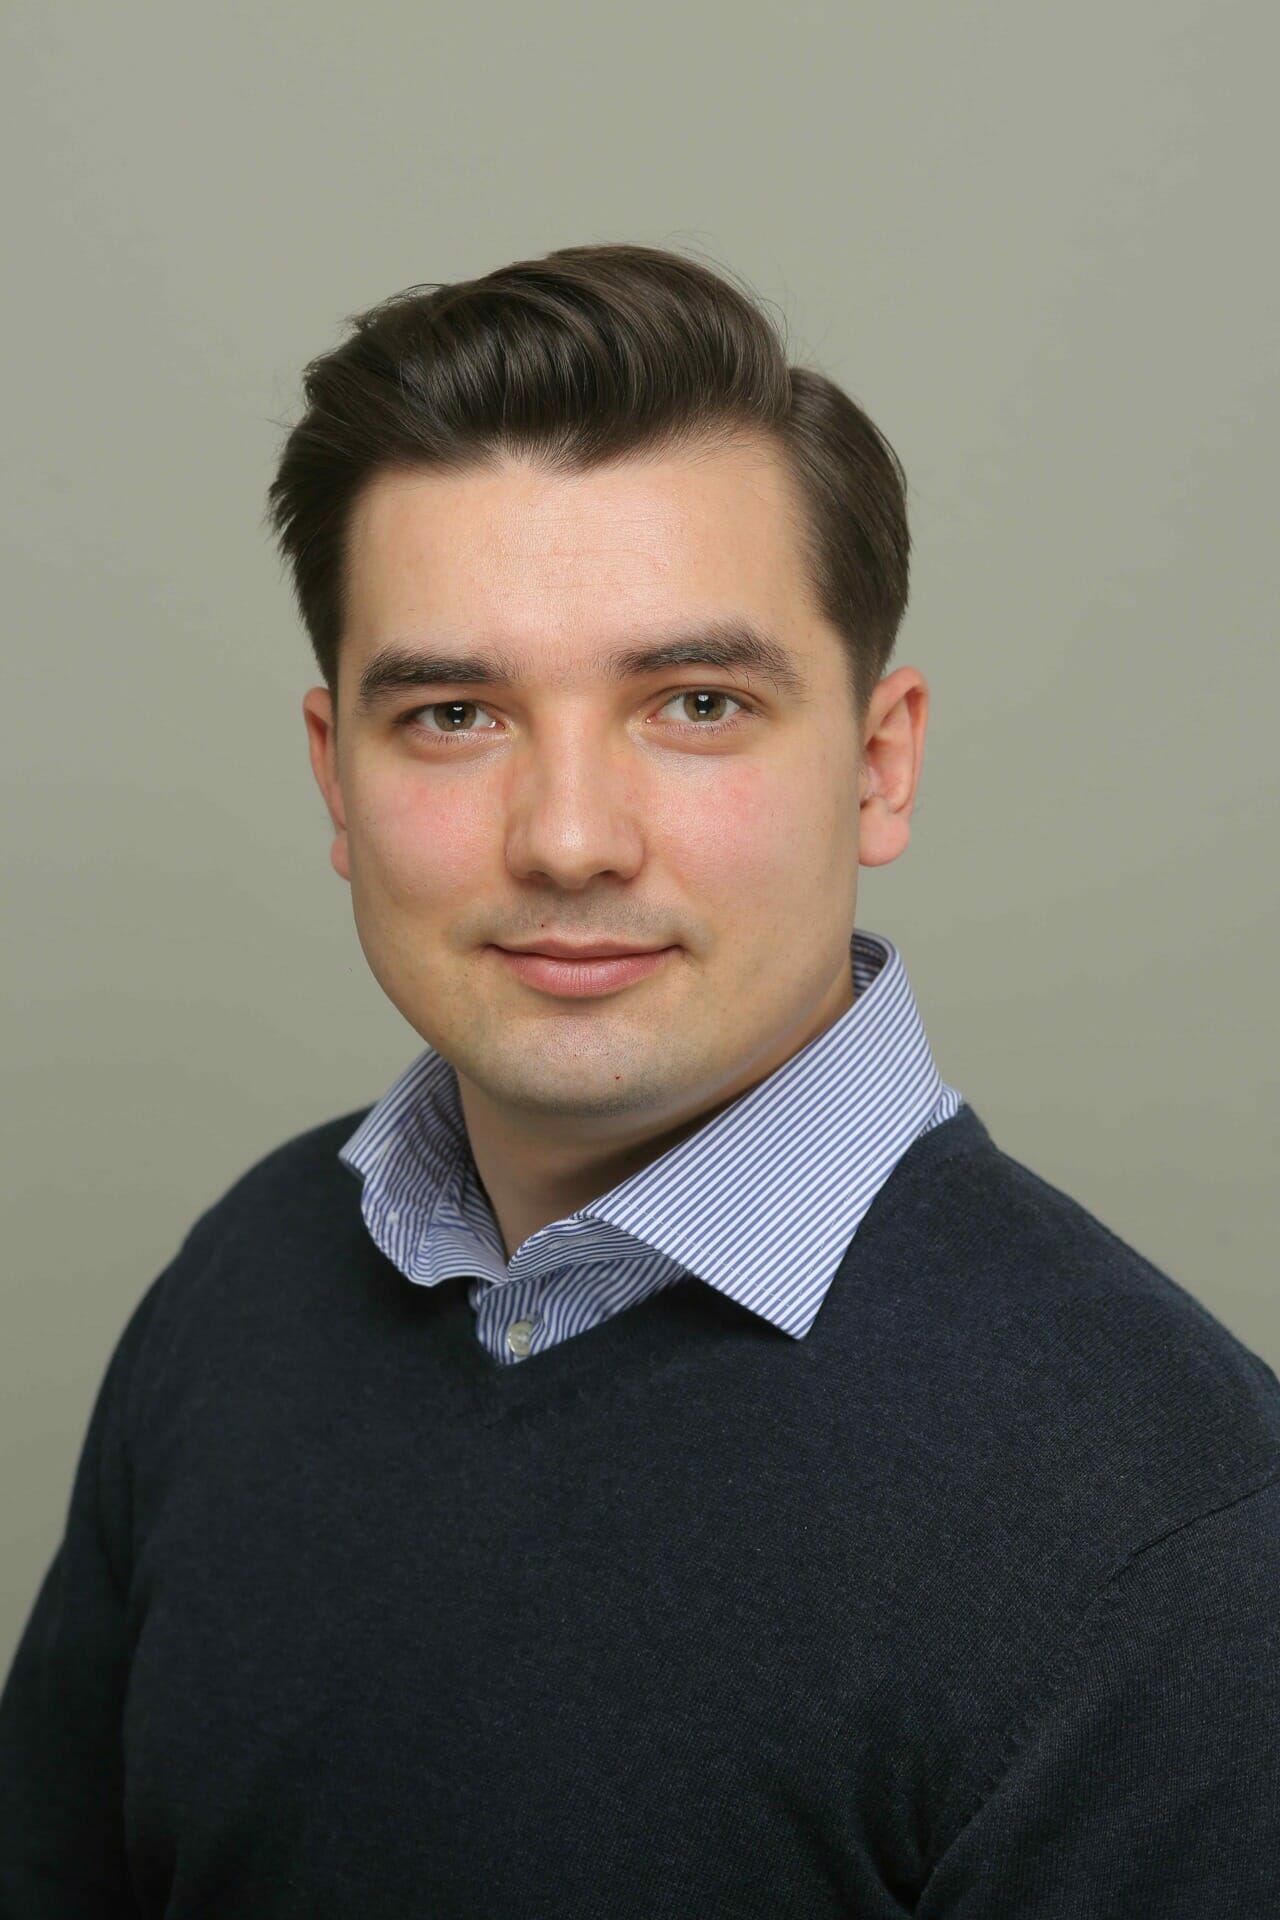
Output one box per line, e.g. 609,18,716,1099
339,926,965,1364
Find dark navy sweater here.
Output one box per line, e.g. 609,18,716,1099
2,1100,1278,1916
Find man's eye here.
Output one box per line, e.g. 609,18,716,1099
397,690,754,746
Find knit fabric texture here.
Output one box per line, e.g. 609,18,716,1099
1,1100,1278,1915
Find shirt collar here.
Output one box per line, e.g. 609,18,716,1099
339,926,958,1338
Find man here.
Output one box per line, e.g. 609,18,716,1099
2,242,1277,1915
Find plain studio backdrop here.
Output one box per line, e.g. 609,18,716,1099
1,0,1277,1666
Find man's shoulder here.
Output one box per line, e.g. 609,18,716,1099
952,1126,1263,1360
90,1105,382,1422
133,1104,378,1330
223,1103,376,1201
902,1113,1265,1358
874,1120,1280,1543
178,1103,376,1246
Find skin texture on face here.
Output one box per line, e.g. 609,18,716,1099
304,434,928,1260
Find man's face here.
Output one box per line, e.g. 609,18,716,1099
305,435,912,1162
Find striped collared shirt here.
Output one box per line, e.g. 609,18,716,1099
339,925,965,1364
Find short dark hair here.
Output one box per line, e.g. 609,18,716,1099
265,242,910,723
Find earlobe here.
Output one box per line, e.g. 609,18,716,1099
858,806,912,869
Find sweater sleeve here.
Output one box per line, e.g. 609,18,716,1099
0,1271,170,1917
918,1475,1280,1917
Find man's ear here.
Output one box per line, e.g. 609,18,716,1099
302,687,350,882
857,668,929,871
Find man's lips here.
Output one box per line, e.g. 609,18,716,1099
495,942,672,960
493,946,675,998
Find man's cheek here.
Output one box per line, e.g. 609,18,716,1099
357,788,487,898
683,772,786,872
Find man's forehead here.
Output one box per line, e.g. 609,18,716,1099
343,447,819,663
350,440,804,561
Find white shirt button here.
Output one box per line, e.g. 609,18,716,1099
505,1317,540,1358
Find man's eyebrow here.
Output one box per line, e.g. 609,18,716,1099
353,619,812,712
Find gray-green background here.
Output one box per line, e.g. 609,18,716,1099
3,0,1277,1666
